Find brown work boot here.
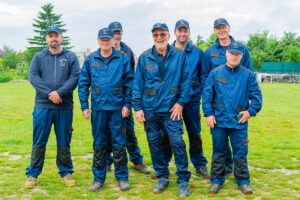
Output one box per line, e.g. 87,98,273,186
61,174,76,187
25,177,38,189
133,164,151,174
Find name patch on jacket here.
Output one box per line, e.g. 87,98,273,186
211,52,220,57
59,59,67,67
91,62,101,68
217,77,227,84
145,63,153,70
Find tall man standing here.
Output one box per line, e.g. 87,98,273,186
78,28,133,192
201,18,253,176
106,22,150,174
132,23,192,198
202,42,262,195
25,25,80,189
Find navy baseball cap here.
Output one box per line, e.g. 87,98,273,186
214,18,229,28
175,19,190,30
45,25,61,35
151,23,169,32
98,28,114,39
108,22,123,32
228,42,243,55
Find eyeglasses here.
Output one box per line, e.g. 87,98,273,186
152,33,167,38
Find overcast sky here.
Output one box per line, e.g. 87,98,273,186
1,0,300,55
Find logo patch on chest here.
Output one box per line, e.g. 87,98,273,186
145,63,153,69
211,52,220,57
59,59,67,67
217,77,227,84
91,62,101,68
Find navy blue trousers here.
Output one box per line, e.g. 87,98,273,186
144,112,191,184
26,108,74,178
91,110,128,182
210,127,250,185
106,113,143,166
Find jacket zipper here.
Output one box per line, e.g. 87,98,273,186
54,56,57,89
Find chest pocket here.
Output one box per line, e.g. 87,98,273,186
91,62,106,79
217,77,227,84
145,62,160,81
211,52,225,69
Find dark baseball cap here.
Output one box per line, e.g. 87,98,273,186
151,23,169,32
45,25,62,35
108,22,123,32
228,41,243,55
175,19,190,30
98,28,114,39
214,18,229,28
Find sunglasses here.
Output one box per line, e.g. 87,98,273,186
152,33,167,38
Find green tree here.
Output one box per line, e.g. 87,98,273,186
2,51,20,69
27,3,72,54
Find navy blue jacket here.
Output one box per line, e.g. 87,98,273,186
201,36,253,91
78,48,133,111
29,48,80,109
132,45,192,112
202,64,262,129
120,42,135,71
171,41,203,103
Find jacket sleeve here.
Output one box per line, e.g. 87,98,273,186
200,49,212,94
129,49,136,72
122,56,134,109
132,56,144,112
29,54,52,98
247,73,262,117
78,58,91,111
177,53,192,106
57,54,80,97
202,72,215,117
242,47,254,72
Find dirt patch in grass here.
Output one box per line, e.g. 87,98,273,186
249,166,300,175
0,152,22,160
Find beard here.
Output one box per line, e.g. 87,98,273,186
50,41,60,49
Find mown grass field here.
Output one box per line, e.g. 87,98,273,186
0,82,299,200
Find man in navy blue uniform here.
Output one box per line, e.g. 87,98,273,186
202,42,262,195
132,23,192,198
25,25,80,189
78,28,133,192
152,19,209,180
201,18,253,176
106,22,150,174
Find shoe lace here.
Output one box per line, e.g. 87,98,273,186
158,178,167,185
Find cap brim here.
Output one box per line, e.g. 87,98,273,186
214,23,229,28
46,30,61,35
175,25,189,30
111,28,122,32
228,49,243,55
151,28,168,32
98,36,113,39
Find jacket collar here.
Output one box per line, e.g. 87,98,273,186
225,63,240,72
171,41,193,52
94,47,120,61
215,35,235,47
149,44,172,60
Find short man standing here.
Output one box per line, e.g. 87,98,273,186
25,25,80,188
78,28,133,191
201,18,253,176
106,22,150,174
132,23,192,198
202,42,262,195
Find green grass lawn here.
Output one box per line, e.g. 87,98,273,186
0,82,299,200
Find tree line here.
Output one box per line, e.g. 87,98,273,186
1,3,300,82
